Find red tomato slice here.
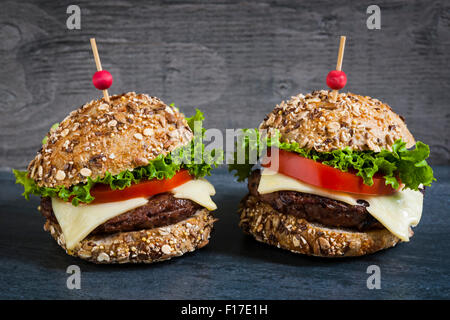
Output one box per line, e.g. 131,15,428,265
262,148,398,195
90,170,192,204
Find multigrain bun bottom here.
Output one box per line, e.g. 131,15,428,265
239,195,406,257
44,209,216,264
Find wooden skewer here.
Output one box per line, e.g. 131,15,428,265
332,35,346,101
336,36,346,71
90,38,110,102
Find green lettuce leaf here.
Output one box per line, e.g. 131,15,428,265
14,109,222,206
228,129,435,191
228,128,264,182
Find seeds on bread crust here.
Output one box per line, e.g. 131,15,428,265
239,194,403,257
27,92,193,188
44,209,216,264
259,90,416,153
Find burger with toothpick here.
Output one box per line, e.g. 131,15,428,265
13,39,222,264
230,36,435,257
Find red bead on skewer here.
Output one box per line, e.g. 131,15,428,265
326,36,347,100
90,38,111,102
326,70,347,90
93,70,113,90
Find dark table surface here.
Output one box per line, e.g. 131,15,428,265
0,167,449,300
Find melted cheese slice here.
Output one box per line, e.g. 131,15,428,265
52,197,149,250
51,179,217,250
258,169,423,241
172,179,217,211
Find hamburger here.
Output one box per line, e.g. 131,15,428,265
230,90,435,257
14,92,221,264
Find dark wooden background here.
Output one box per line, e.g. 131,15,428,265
0,0,449,170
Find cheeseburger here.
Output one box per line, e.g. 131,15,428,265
14,92,221,264
230,90,435,257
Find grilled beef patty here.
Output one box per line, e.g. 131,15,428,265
40,193,202,235
248,170,383,231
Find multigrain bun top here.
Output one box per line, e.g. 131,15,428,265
28,92,193,188
259,90,415,153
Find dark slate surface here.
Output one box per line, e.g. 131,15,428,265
0,0,449,169
0,167,449,300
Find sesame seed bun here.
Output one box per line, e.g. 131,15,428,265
44,209,216,264
259,90,415,153
239,195,404,257
27,92,193,188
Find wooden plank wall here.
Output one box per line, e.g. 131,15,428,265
0,0,448,169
